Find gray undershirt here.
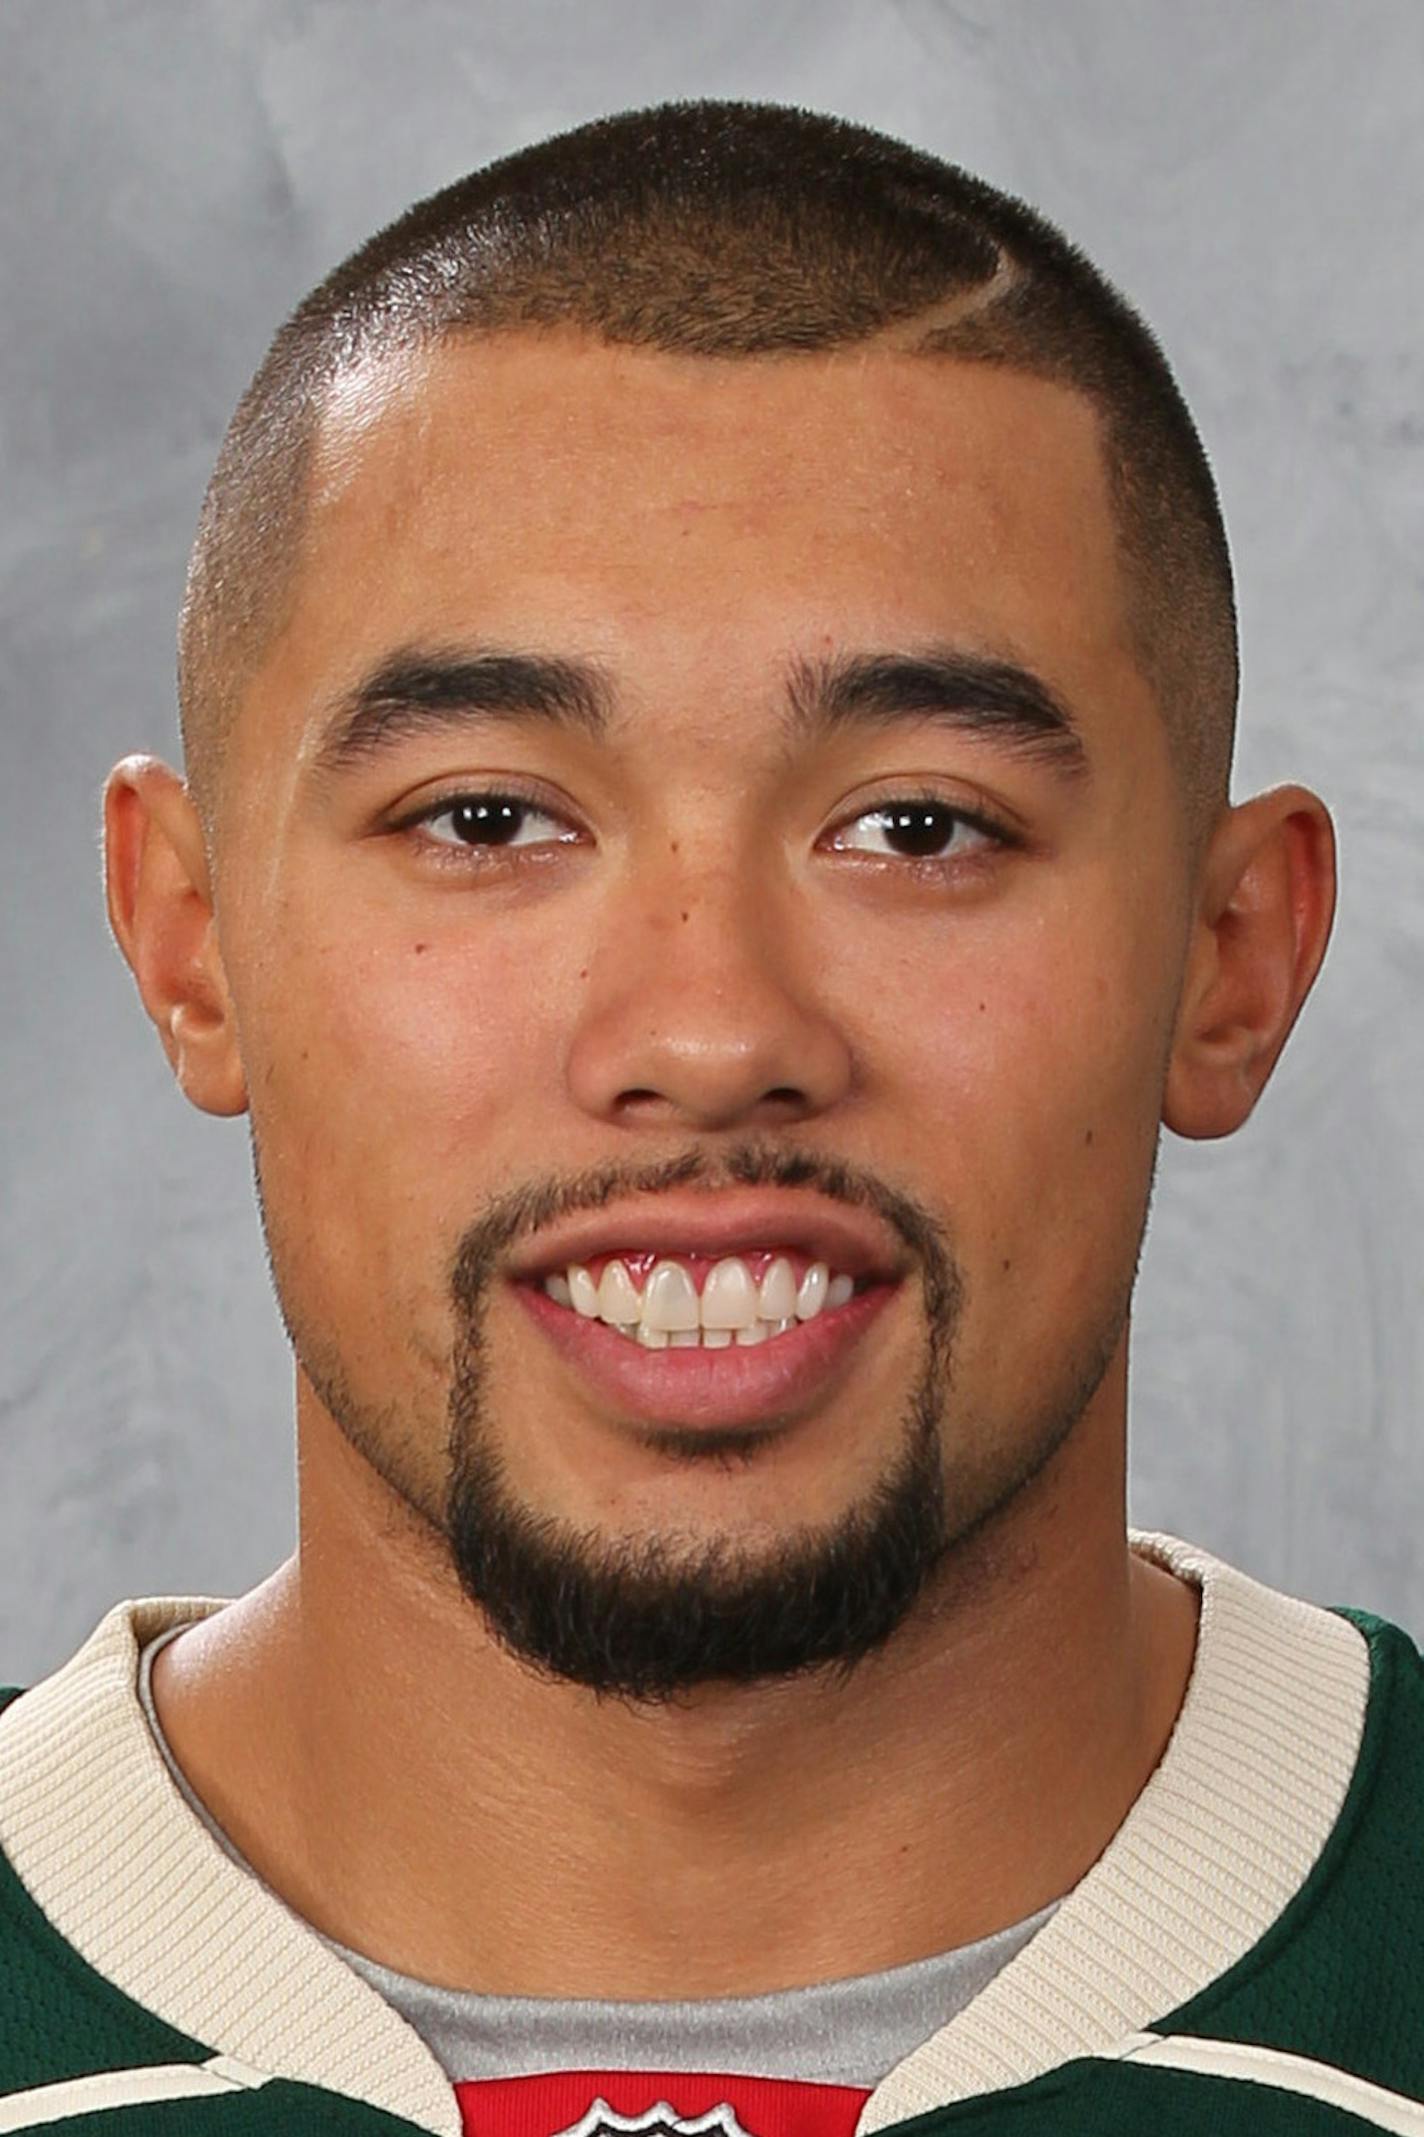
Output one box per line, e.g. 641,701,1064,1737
137,1624,1054,2087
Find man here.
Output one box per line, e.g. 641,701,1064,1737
0,96,1411,2136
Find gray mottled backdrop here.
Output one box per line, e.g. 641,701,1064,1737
2,0,1420,1684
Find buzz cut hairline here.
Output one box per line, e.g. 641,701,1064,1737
176,98,1239,861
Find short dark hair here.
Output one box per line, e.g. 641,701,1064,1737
178,99,1237,855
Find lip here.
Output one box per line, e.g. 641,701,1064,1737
512,1276,902,1432
504,1189,908,1287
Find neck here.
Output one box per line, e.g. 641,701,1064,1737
151,1349,1198,1998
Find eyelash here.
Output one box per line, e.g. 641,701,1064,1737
390,784,1021,876
394,788,581,861
826,790,1019,871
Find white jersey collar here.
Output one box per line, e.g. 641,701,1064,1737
0,1535,1368,2134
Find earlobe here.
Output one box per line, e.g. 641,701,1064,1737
1163,785,1336,1141
102,756,249,1118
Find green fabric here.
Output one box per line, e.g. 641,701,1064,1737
1152,1612,1422,2090
0,1829,208,2094
0,2089,451,2135
0,1684,428,2129
883,2058,1401,2133
858,1611,1424,2133
3,1617,1424,2131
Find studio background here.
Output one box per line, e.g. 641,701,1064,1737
2,0,1420,1684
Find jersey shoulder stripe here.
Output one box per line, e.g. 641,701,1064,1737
0,2055,270,2133
1111,2032,1424,2135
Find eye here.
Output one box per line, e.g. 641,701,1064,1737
827,795,1013,865
401,790,581,852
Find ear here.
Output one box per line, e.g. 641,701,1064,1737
1163,785,1336,1140
103,756,248,1117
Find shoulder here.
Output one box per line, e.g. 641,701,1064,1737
0,1604,228,2099
1142,1601,1424,2117
1314,1605,1424,1929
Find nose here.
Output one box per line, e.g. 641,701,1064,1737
564,851,855,1134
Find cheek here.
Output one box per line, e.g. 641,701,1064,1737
239,915,566,1337
268,922,559,1142
871,896,1170,1312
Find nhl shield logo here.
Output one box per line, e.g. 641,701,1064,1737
550,2100,759,2137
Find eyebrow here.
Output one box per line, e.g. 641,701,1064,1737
311,649,614,775
310,642,1089,782
784,648,1089,778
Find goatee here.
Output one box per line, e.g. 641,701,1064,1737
442,1144,964,1701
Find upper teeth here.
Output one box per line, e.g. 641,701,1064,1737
542,1254,856,1345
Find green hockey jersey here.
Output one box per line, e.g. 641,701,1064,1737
2,1533,1423,2133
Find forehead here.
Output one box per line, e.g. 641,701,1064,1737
249,332,1140,762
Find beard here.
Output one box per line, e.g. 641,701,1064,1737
436,1141,1128,1704
264,1136,1135,1704
443,1331,953,1704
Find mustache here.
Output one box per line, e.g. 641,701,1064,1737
449,1137,962,1349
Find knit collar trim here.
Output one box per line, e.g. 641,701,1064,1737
861,1533,1368,2126
0,1536,1368,2134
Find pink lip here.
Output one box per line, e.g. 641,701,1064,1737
504,1189,906,1287
510,1278,902,1432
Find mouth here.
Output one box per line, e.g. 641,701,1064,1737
505,1196,908,1431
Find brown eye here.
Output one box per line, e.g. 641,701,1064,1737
831,800,1006,863
446,797,532,846
411,792,579,850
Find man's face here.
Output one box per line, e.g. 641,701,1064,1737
211,335,1191,1694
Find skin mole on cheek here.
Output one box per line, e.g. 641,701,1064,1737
1085,1128,1095,1146
413,943,429,956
